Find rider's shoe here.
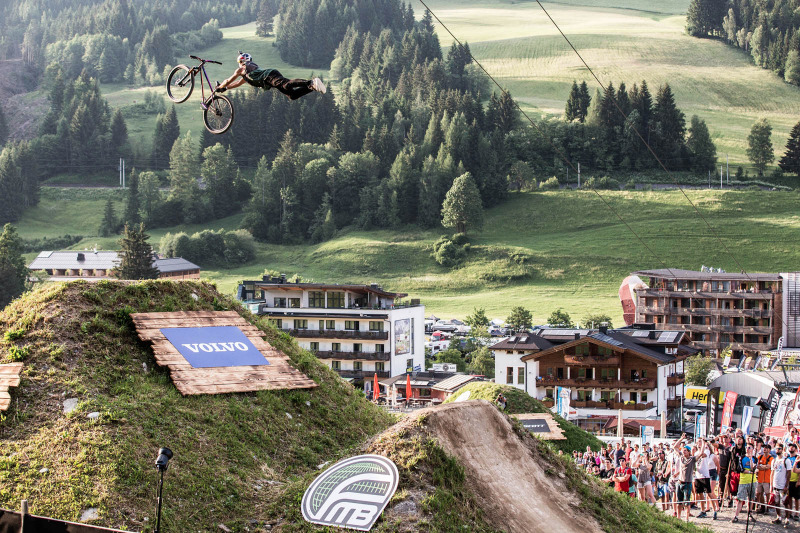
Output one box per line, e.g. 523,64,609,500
312,77,327,94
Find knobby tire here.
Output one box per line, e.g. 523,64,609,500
166,65,194,103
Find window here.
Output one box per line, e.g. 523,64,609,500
268,318,282,328
310,342,319,351
546,367,554,377
376,344,385,352
517,367,525,384
331,360,341,370
641,392,648,403
332,342,341,351
600,368,614,381
274,297,287,308
345,320,360,331
598,346,612,356
406,358,413,372
577,368,587,379
354,343,362,352
309,291,325,308
318,320,325,330
545,388,554,399
506,367,514,384
288,298,300,308
328,291,345,308
577,390,591,401
354,361,362,371
375,362,385,372
325,320,335,330
641,369,647,379
576,345,589,356
293,319,308,329
630,392,638,403
369,321,384,331
600,390,612,401
556,367,564,379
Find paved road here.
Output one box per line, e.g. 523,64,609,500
662,501,793,533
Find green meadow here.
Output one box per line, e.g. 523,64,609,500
18,187,800,325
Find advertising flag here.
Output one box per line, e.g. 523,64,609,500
721,391,738,431
742,405,754,435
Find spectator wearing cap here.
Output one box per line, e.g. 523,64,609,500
614,457,633,495
732,444,757,523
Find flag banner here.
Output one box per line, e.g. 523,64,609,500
721,391,738,431
742,405,754,435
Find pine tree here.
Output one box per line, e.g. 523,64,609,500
687,115,717,172
747,118,774,176
565,80,581,122
577,81,591,123
779,120,800,176
98,198,118,237
201,144,238,219
441,172,484,235
152,105,179,169
0,223,28,308
115,223,159,280
0,105,8,147
486,91,519,134
168,132,201,223
110,108,128,157
652,83,686,166
123,168,141,226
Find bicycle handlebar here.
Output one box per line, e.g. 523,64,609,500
189,55,222,65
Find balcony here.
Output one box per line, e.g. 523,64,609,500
564,354,621,367
667,373,685,386
287,329,389,341
691,341,774,351
536,376,656,390
571,400,655,410
336,370,390,379
316,350,390,362
637,288,776,299
638,306,770,319
667,399,682,408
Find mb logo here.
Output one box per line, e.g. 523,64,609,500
301,455,399,531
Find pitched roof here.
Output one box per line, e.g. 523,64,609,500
520,330,675,364
490,334,554,351
28,251,200,274
634,269,781,282
432,374,480,392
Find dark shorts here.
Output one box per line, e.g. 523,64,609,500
790,481,800,500
695,478,712,494
677,481,693,503
709,469,718,482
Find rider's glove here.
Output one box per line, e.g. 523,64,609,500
216,86,227,93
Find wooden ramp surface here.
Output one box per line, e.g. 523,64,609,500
511,413,566,440
0,363,23,411
131,311,317,395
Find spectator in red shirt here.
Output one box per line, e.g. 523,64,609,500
614,457,633,494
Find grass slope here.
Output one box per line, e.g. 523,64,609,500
17,187,800,324
441,382,604,453
0,280,394,530
411,0,800,172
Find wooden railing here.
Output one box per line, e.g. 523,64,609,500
316,350,390,362
287,329,388,340
536,376,656,390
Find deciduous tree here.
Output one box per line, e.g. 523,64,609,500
747,118,774,176
441,172,484,235
506,306,533,332
467,346,495,378
547,308,574,328
465,307,490,328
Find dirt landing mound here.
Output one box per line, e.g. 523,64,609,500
422,400,602,533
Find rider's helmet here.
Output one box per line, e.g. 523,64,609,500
237,51,252,64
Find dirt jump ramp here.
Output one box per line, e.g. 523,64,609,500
421,400,602,533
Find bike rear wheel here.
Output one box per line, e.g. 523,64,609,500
204,94,234,134
166,65,194,103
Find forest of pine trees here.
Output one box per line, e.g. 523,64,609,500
687,0,800,85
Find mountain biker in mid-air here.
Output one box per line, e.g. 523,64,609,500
216,52,326,99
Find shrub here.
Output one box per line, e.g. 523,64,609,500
539,177,560,190
624,179,637,190
451,233,469,246
582,176,620,190
433,239,466,267
160,229,256,267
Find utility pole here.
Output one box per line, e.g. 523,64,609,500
119,158,122,187
577,162,581,189
726,154,729,184
122,159,125,188
720,165,723,190
708,170,711,188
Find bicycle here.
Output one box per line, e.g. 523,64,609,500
166,55,234,135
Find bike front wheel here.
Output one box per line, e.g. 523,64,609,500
166,65,194,103
204,94,234,134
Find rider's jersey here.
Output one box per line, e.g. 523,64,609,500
242,61,276,89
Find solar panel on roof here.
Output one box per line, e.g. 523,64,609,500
520,337,529,342
658,331,680,343
631,330,650,337
590,333,623,346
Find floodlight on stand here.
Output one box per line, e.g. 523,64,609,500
154,447,173,533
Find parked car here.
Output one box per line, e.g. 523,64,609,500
433,320,457,332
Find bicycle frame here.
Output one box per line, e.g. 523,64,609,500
185,55,221,108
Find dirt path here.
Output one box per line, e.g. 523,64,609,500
422,400,602,533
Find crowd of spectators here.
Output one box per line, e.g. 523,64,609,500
570,423,800,526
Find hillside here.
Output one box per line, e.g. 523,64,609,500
411,0,800,169
0,280,396,530
15,187,800,323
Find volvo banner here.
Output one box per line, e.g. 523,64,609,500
160,326,270,368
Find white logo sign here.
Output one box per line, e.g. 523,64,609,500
301,455,399,531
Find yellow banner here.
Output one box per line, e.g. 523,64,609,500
684,387,726,405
